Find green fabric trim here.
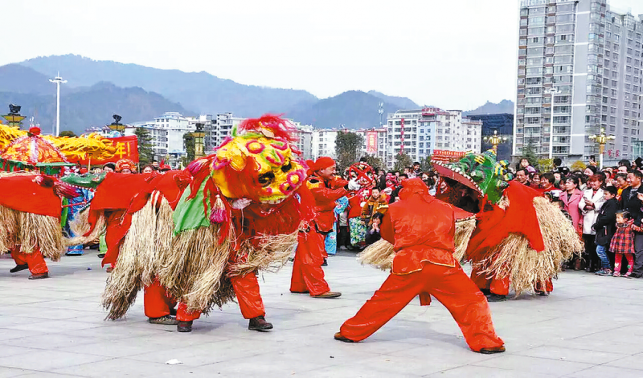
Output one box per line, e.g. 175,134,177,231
173,180,211,235
99,233,107,253
60,198,69,228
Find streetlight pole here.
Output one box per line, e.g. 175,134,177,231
546,87,561,160
589,127,615,169
483,129,508,154
378,102,384,128
49,73,67,136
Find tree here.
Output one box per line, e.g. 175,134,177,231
520,140,538,167
420,156,432,172
335,131,363,170
363,155,383,171
134,127,154,166
394,153,413,172
570,160,586,171
59,130,77,137
183,132,195,163
537,158,553,172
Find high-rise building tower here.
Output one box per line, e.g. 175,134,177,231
514,0,643,164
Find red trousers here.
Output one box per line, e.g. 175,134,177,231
11,247,48,275
144,280,201,322
470,266,510,296
534,279,554,293
230,271,266,319
340,263,504,352
290,229,331,296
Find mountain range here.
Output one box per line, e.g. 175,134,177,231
0,54,513,134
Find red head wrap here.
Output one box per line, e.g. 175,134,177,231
305,157,335,175
399,178,430,201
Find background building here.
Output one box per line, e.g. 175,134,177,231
311,129,338,160
355,128,388,162
291,122,314,160
468,113,514,161
514,0,643,164
385,108,482,169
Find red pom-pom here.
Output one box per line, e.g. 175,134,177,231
29,127,41,136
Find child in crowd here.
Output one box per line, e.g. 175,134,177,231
610,210,641,278
593,186,619,276
365,213,383,245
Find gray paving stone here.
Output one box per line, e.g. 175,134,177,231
0,251,642,377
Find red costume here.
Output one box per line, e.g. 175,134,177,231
291,157,347,296
337,179,504,352
10,247,48,275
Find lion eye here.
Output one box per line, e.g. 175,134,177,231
258,172,275,187
281,162,292,172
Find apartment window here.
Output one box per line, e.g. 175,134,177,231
556,14,574,23
530,17,545,26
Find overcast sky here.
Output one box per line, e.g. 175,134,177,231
4,0,643,110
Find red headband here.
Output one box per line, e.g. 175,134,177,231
306,157,335,173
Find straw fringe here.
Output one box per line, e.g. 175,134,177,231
64,209,106,247
101,192,176,320
158,225,235,314
476,197,583,296
228,230,299,277
358,217,477,270
0,205,65,260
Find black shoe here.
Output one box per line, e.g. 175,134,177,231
535,290,549,297
629,273,642,278
177,321,193,332
248,316,273,332
486,294,507,302
148,315,179,325
97,253,106,258
478,346,506,354
10,264,28,273
321,258,328,267
28,272,49,280
334,332,355,343
169,307,177,316
479,288,491,296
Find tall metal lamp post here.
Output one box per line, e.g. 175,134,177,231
193,123,205,159
49,73,67,136
588,127,615,169
483,129,508,154
546,87,561,159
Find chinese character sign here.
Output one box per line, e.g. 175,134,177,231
69,136,139,165
432,149,466,162
366,131,378,154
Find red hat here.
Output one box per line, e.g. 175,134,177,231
115,159,136,173
79,168,88,174
305,157,335,173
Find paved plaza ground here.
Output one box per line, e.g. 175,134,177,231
0,250,643,377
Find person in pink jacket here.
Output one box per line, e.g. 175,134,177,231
560,175,584,269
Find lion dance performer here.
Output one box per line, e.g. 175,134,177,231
1,173,78,279
335,178,505,354
290,157,347,298
432,150,582,301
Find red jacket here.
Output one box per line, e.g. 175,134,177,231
308,175,348,232
381,194,457,274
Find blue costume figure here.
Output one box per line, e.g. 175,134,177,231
64,188,94,256
325,196,349,255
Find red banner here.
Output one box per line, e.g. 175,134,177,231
366,131,378,154
432,149,466,162
69,136,139,166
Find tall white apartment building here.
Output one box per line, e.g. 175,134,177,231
206,113,245,153
311,129,338,160
291,122,314,160
385,108,482,169
514,0,643,163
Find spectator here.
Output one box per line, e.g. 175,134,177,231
361,188,388,226
365,213,383,245
103,162,116,173
618,159,632,172
530,172,541,190
553,157,563,172
610,210,638,277
619,170,643,278
516,158,535,174
336,197,351,251
579,175,606,272
553,171,563,189
377,169,387,191
389,174,408,203
559,175,583,249
142,165,155,174
515,169,530,186
593,185,619,276
615,173,629,199
412,162,422,178
540,173,560,197
584,166,597,177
